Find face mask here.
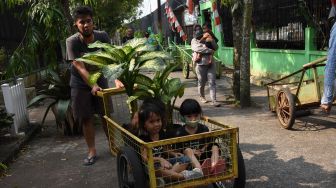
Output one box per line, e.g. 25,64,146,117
185,119,200,128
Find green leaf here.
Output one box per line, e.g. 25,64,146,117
82,51,119,63
160,63,180,82
76,57,107,67
166,78,183,95
135,74,153,88
125,38,147,49
88,41,115,52
122,45,133,55
137,51,172,64
141,58,166,71
27,94,54,107
113,48,127,60
41,101,57,125
101,63,124,81
135,44,155,52
129,59,136,71
55,99,70,123
47,69,61,83
88,72,102,86
127,90,152,104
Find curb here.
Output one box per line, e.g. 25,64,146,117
0,123,41,165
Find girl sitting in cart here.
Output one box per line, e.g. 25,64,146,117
138,101,204,182
176,98,226,176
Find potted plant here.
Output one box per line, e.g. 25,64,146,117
77,38,174,115
27,69,80,135
128,63,185,125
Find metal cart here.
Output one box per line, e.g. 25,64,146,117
96,88,246,188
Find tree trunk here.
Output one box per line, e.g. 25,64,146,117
240,0,252,107
60,0,76,34
231,0,243,101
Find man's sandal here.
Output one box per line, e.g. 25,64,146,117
83,155,97,166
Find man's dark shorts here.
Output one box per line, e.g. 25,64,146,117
71,88,105,120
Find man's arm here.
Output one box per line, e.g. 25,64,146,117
66,37,101,94
72,60,101,94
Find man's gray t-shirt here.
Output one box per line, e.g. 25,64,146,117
66,30,110,89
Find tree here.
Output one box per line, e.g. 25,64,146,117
221,0,252,107
231,0,243,103
0,0,143,78
240,0,252,107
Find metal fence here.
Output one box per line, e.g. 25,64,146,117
219,0,330,50
253,0,330,50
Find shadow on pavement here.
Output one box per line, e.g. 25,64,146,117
240,143,336,188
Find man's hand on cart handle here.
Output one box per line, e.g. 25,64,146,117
91,84,102,95
115,79,124,88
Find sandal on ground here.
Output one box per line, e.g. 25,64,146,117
210,159,226,175
83,155,97,166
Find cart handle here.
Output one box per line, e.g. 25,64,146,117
302,56,327,68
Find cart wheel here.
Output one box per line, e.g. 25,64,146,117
182,60,190,79
117,147,148,188
276,88,295,129
214,147,246,188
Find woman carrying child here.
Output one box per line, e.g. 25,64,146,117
191,24,220,107
138,100,204,183
176,98,225,176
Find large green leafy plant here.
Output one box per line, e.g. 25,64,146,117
27,69,80,135
129,63,185,124
77,38,174,114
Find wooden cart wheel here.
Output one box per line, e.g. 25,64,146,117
117,147,148,188
276,88,295,129
182,60,190,79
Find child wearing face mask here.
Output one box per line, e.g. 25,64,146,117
176,98,225,176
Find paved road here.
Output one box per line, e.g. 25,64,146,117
0,71,335,188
